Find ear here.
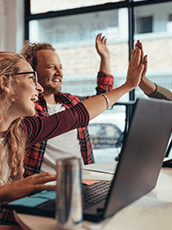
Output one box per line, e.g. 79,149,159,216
0,75,11,93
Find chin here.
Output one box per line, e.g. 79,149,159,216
27,105,36,117
48,85,62,94
26,110,36,117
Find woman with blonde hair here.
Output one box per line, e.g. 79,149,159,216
0,48,144,224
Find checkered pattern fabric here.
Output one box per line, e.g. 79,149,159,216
24,71,113,177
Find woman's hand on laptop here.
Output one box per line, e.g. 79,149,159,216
0,172,56,203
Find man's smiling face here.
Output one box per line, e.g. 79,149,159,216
35,49,63,95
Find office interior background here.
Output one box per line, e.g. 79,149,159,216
0,0,172,162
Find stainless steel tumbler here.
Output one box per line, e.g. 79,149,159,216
56,157,83,229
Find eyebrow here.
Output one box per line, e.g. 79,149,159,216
46,64,63,67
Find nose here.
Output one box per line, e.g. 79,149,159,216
36,82,44,94
55,67,63,78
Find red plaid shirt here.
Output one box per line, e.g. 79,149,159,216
24,71,113,177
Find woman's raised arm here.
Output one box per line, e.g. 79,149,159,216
82,47,144,120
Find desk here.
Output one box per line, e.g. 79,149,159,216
14,162,172,230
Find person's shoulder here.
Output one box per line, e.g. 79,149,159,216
57,92,79,100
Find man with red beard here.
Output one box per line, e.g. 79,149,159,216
21,34,114,176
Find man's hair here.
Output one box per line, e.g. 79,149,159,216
21,41,55,70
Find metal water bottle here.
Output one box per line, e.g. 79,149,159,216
56,157,83,229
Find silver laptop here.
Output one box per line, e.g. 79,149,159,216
83,97,172,221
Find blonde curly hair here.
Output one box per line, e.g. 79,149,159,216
0,52,26,184
21,41,55,70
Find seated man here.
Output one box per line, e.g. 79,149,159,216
21,34,114,176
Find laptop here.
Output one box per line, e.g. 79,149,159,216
2,98,172,222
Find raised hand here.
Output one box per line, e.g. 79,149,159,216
135,40,156,94
95,33,110,60
126,47,144,89
135,40,148,79
95,33,111,74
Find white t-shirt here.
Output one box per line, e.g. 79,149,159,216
40,103,84,174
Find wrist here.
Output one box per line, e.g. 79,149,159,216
121,82,134,92
139,77,156,95
100,56,110,61
140,75,147,84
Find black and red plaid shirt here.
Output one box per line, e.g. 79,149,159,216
24,71,113,177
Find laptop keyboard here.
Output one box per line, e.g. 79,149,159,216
37,180,112,212
83,180,111,210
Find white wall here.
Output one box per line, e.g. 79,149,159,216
0,0,24,53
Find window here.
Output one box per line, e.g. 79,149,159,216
30,0,123,14
169,14,172,22
136,16,153,34
29,8,128,98
26,0,172,162
134,2,172,99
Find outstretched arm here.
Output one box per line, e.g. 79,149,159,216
135,40,156,94
23,48,143,145
82,47,144,120
96,33,111,74
0,172,56,203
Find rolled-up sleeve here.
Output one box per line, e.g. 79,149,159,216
147,84,172,101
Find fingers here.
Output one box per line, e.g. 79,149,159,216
135,40,144,62
37,173,56,184
143,55,148,64
139,41,144,62
96,33,107,45
104,38,107,45
139,63,144,75
135,40,139,49
142,55,148,76
34,184,56,192
27,172,56,185
27,172,56,193
96,33,101,42
35,173,56,192
130,47,141,68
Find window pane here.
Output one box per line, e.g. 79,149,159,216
31,0,124,14
29,8,128,162
133,0,157,1
89,105,126,163
29,9,129,100
136,16,153,34
134,2,172,98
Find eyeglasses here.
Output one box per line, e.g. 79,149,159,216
5,71,38,86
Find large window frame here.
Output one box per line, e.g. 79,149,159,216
24,0,172,101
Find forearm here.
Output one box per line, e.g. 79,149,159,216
82,83,132,120
99,57,111,74
139,77,156,95
0,185,9,203
147,84,172,101
24,103,89,146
